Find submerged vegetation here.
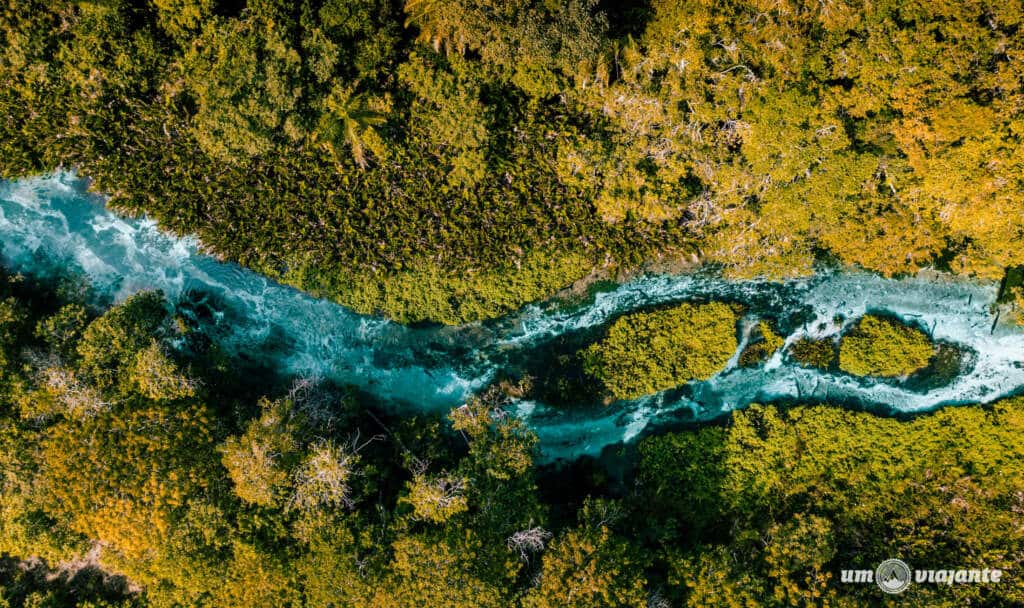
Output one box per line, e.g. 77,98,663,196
2,0,1024,322
1,273,1023,607
580,301,739,400
838,314,935,377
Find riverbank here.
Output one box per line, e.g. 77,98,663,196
4,174,1024,465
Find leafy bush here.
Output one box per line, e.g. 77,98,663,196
76,292,168,392
787,337,836,369
839,314,934,377
581,301,739,400
738,320,785,367
296,250,592,324
1010,285,1024,325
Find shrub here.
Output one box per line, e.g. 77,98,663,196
77,292,168,392
1010,286,1024,325
130,340,198,401
838,314,934,377
290,440,358,512
738,320,785,367
305,250,592,325
581,301,739,400
787,337,836,369
220,398,299,508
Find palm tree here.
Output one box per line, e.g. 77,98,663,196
314,86,386,169
403,0,471,55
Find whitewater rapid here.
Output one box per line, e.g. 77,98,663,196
2,173,1022,462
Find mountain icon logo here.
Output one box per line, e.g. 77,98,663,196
876,559,912,594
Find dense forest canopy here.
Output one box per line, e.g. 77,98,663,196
0,272,1022,607
1,0,1022,323
3,1,1024,605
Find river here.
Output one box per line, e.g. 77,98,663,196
2,172,1022,462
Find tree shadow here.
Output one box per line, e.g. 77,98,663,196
598,0,655,40
0,557,139,606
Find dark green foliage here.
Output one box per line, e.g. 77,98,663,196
9,1,1022,323
737,320,785,367
0,281,546,606
637,402,1024,606
0,0,677,324
581,301,740,400
839,314,935,377
2,0,1024,604
788,337,836,369
183,7,306,161
76,292,168,392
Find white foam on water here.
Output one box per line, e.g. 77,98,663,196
0,173,476,409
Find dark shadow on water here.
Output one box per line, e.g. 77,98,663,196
901,341,973,392
0,249,111,310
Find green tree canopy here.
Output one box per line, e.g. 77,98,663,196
581,301,740,400
838,314,935,377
